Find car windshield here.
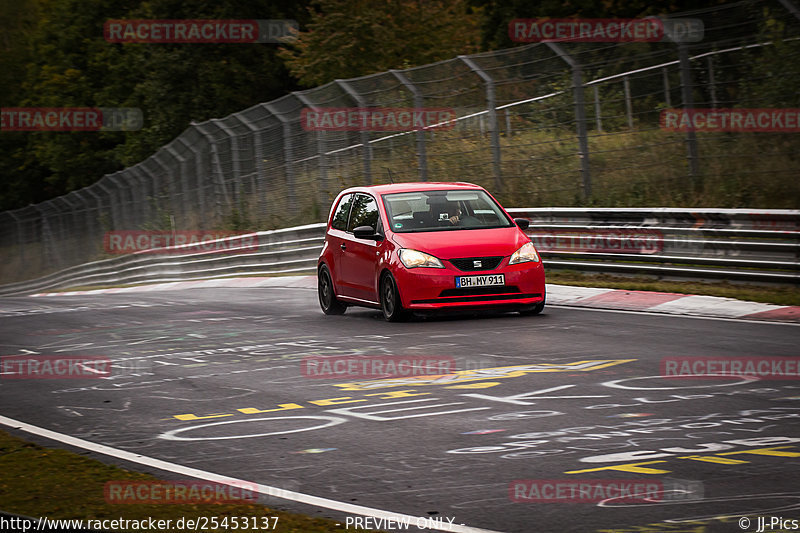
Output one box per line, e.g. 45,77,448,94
382,189,514,232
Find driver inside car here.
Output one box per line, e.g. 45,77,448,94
448,205,462,225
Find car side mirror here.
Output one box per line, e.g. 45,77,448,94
353,226,383,240
514,218,530,230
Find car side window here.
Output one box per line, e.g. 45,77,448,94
331,194,354,231
347,194,379,232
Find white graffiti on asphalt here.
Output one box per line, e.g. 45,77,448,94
446,408,800,455
0,301,187,317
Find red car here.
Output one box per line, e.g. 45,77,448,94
317,182,546,321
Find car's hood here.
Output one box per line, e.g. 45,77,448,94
391,227,529,259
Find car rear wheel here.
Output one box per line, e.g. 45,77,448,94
380,272,408,322
318,265,347,315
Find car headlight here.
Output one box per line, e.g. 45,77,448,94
509,241,540,264
398,249,444,269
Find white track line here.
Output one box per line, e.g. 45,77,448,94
548,304,800,327
0,415,503,533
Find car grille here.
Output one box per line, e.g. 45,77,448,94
410,290,542,304
449,256,503,271
439,286,521,297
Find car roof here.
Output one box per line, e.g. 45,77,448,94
339,182,484,196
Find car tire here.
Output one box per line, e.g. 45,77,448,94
318,265,347,315
380,272,408,322
519,296,546,316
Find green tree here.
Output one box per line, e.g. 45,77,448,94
0,0,51,210
476,0,733,50
279,0,483,87
2,0,310,210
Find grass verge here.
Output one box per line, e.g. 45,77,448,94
0,429,377,533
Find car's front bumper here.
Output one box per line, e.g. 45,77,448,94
392,260,545,311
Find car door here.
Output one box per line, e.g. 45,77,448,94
339,193,382,302
326,193,354,290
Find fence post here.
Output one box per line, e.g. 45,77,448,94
8,210,25,266
661,22,701,187
593,85,602,132
152,155,180,224
193,122,232,219
139,164,165,225
36,204,57,271
293,92,330,208
211,119,243,212
60,194,80,263
706,56,718,108
544,42,592,200
72,189,98,249
678,43,700,186
623,76,634,129
83,187,105,238
662,67,672,107
95,179,119,230
459,55,503,193
335,79,372,185
164,146,189,226
128,166,150,225
262,103,297,212
182,129,208,223
231,114,262,222
109,172,131,229
390,69,428,181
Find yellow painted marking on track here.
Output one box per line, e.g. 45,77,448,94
677,455,749,464
719,446,800,458
308,397,367,406
333,360,637,391
446,382,502,389
565,461,672,475
237,403,304,414
173,412,234,421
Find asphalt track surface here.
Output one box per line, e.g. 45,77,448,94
1,286,799,533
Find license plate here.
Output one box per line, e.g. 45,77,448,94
455,274,505,288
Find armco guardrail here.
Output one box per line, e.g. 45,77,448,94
510,208,800,283
0,224,326,297
0,209,797,297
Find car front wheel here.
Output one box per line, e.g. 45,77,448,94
318,265,347,315
519,295,545,316
380,272,408,322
